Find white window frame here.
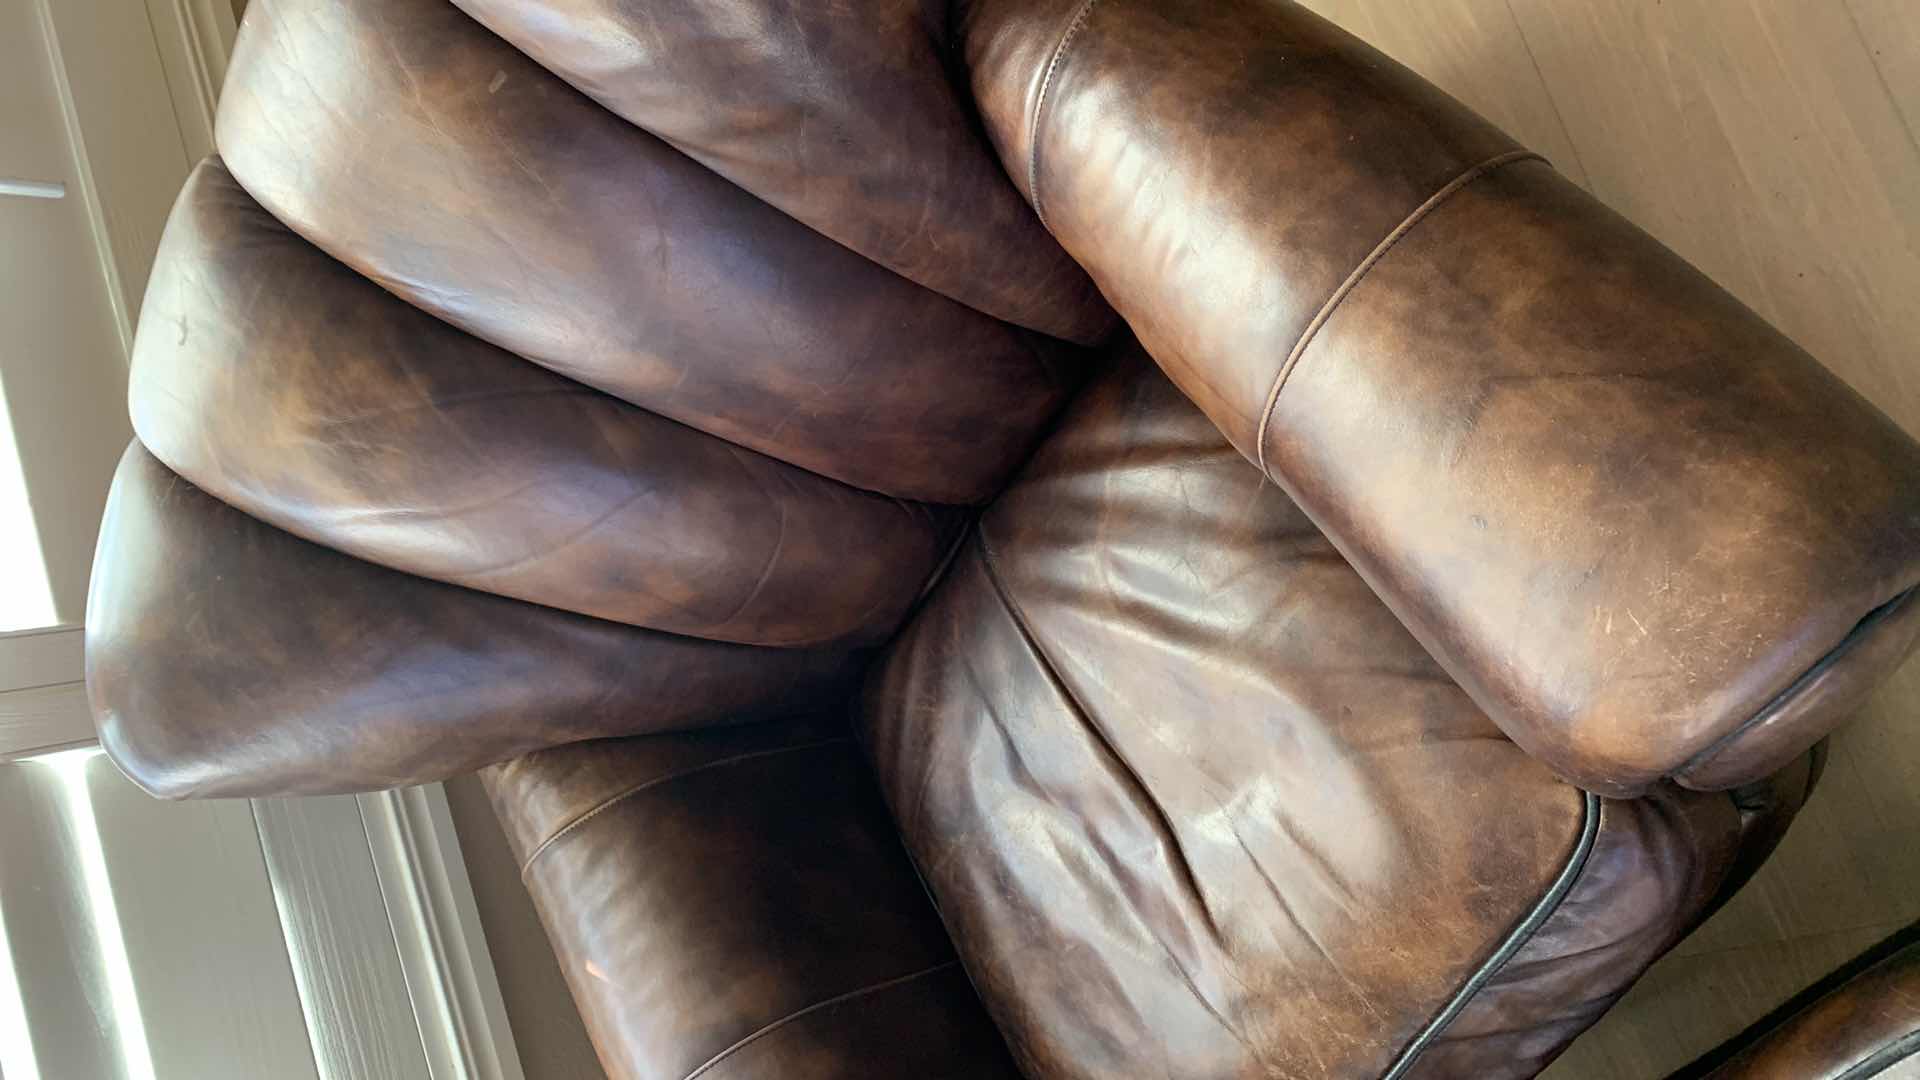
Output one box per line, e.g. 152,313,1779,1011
1,632,525,1080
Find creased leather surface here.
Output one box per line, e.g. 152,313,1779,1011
217,0,1086,504
483,716,1023,1080
862,350,1770,1078
958,0,1920,795
1700,932,1920,1079
132,160,958,647
452,0,1115,346
86,445,856,797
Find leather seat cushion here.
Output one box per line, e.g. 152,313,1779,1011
861,348,1794,1078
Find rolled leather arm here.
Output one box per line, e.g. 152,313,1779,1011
959,0,1920,795
1687,927,1920,1079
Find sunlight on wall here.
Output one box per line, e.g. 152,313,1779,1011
0,375,57,632
42,747,156,1080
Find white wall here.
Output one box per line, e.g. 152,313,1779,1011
0,1,137,626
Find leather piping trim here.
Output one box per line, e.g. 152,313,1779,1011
518,737,850,873
1837,1028,1920,1080
1674,584,1919,784
1254,149,1544,480
679,960,959,1080
1381,789,1602,1079
1029,0,1102,231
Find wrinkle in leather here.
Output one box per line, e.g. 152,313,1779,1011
78,0,1920,1075
865,352,1605,1078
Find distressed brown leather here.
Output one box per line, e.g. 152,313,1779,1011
1690,927,1920,1079
449,0,1115,347
86,444,859,797
133,160,960,648
1409,749,1819,1077
864,346,1808,1079
216,0,1090,505
83,0,1920,1076
482,716,1024,1080
959,0,1920,796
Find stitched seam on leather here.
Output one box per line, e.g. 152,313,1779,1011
1029,0,1102,231
1253,149,1544,480
1381,789,1601,1079
1674,584,1918,785
518,737,850,873
679,960,959,1080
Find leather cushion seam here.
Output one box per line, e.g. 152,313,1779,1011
1381,788,1602,1078
1254,149,1544,480
518,737,851,872
1674,584,1919,786
1029,0,1102,231
679,960,960,1080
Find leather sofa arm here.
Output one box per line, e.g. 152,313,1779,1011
958,0,1920,796
1681,926,1920,1079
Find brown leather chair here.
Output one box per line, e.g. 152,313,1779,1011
83,0,1920,1076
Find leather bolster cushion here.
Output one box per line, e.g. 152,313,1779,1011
85,444,861,797
478,716,1022,1080
960,0,1920,796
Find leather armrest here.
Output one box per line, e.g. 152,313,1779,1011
959,0,1920,795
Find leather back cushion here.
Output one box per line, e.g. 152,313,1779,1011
450,0,1113,347
215,0,1103,504
87,445,856,796
87,0,1107,795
